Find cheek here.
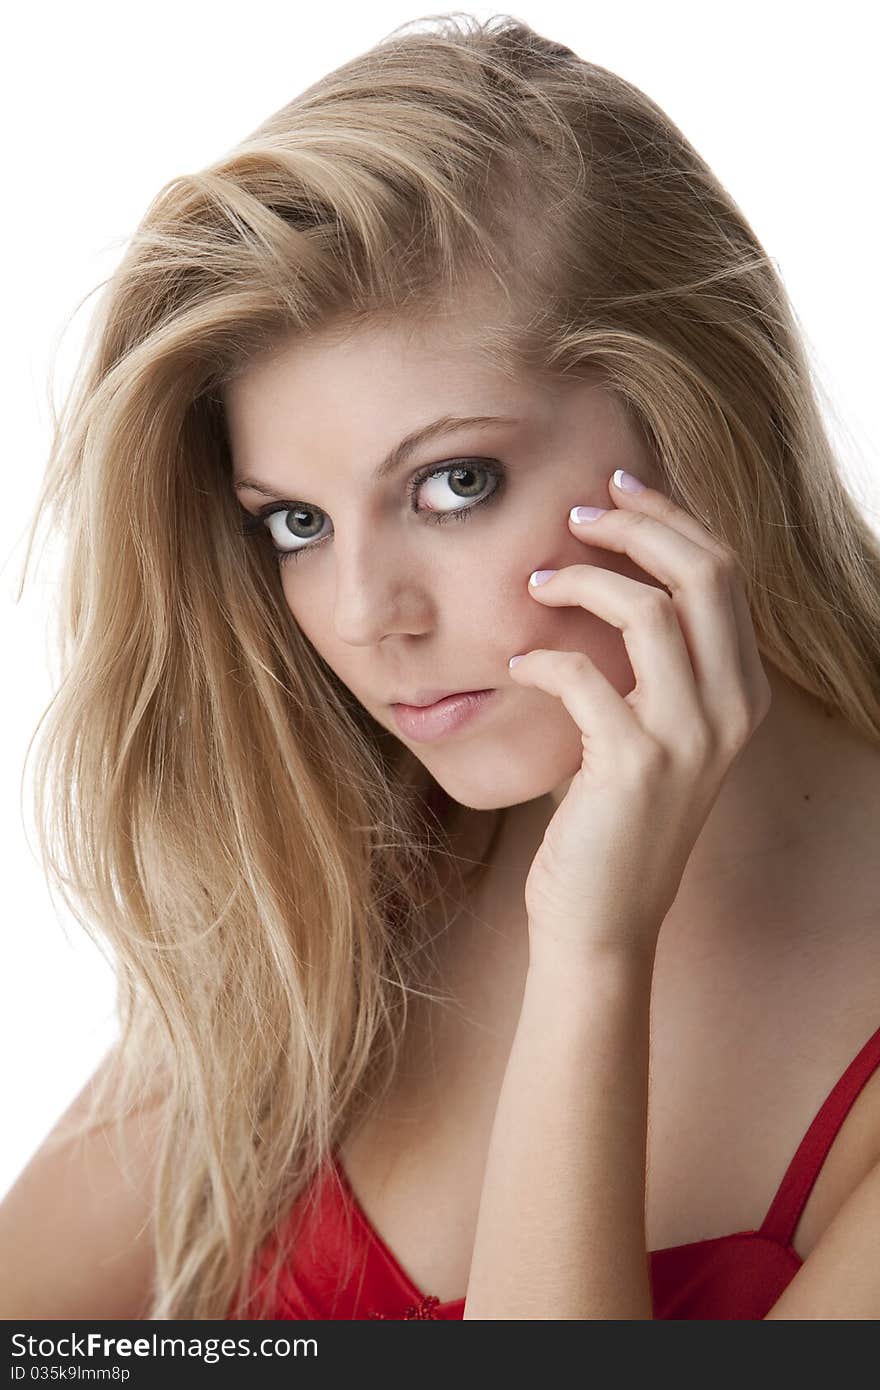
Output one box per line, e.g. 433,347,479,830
278,578,334,660
499,559,637,702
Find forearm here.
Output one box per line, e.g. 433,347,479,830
462,945,655,1319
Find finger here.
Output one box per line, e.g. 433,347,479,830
593,476,768,713
606,471,733,564
508,644,642,751
568,507,751,730
728,574,774,717
528,565,705,748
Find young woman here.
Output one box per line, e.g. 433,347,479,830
3,14,879,1320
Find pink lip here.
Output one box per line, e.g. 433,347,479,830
390,689,497,743
391,687,482,707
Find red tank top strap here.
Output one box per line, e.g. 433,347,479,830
759,1022,880,1248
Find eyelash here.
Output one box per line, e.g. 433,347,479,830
238,459,506,567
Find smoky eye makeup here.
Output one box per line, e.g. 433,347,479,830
238,457,507,566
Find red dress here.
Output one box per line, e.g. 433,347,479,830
229,1022,880,1319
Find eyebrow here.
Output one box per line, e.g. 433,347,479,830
233,414,520,499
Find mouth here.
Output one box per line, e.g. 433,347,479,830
389,687,491,709
389,689,498,743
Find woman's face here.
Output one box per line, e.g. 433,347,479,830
224,313,666,811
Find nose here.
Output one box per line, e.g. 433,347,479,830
330,525,432,646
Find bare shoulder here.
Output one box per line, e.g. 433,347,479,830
0,1055,167,1319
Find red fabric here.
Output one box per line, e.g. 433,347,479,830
229,1022,880,1320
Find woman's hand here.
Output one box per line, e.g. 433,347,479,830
508,468,772,972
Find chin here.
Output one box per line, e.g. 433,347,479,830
429,750,582,814
549,774,576,809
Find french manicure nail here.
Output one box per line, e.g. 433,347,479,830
613,469,646,493
570,505,608,522
529,569,557,586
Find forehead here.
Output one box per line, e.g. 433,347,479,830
224,309,513,413
221,312,552,481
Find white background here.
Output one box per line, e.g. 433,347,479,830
2,1,878,1201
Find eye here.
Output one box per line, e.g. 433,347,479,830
239,459,506,567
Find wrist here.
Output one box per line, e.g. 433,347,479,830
519,941,654,1061
526,929,657,1002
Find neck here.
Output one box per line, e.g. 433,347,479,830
403,665,880,1081
446,662,880,966
660,663,880,948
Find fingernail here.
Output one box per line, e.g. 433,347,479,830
613,469,646,493
570,505,608,522
509,655,526,668
529,569,557,586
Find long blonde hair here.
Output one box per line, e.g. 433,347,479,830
17,13,880,1318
